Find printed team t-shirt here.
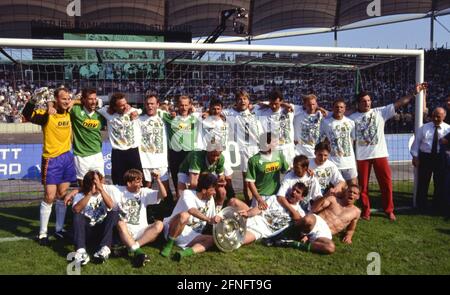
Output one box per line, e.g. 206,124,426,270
349,104,396,160
163,189,216,233
294,108,324,158
97,106,142,150
253,105,295,150
72,184,120,226
309,159,345,192
112,186,160,228
319,116,356,169
138,110,168,169
277,171,323,212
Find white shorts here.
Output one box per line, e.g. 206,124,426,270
339,167,358,181
238,147,259,173
279,145,295,168
127,224,148,241
246,215,273,241
143,167,169,182
307,214,332,242
250,195,274,208
163,221,202,249
223,150,234,177
73,152,105,180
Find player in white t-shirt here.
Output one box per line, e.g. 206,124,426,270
113,169,167,268
160,174,222,261
138,95,170,188
293,94,327,159
277,155,323,214
228,182,307,245
223,90,262,204
253,89,296,166
199,98,236,202
320,99,358,185
349,84,425,221
96,93,143,186
70,171,119,265
309,142,346,197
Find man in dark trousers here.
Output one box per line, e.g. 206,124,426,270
411,107,450,212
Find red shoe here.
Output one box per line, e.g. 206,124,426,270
361,214,371,221
387,212,396,221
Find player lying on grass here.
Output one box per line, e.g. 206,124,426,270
228,182,307,246
270,184,361,254
71,170,119,265
113,169,167,268
160,173,223,261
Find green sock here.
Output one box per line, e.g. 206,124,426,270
160,237,175,257
293,241,311,252
133,247,145,256
174,247,195,261
179,247,195,258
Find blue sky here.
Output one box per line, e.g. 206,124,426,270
233,15,450,49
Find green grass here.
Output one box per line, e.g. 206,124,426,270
0,183,449,275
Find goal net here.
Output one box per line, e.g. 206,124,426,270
0,39,424,208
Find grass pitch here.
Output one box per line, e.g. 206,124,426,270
0,182,449,275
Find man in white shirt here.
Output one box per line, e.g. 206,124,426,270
71,171,119,265
294,94,326,159
228,182,307,245
277,155,322,215
411,107,450,211
200,98,235,201
113,169,167,268
223,90,262,204
309,142,346,197
320,99,357,185
349,83,426,221
160,174,222,261
97,93,142,186
138,95,170,192
253,89,296,166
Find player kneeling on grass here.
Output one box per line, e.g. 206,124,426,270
273,184,361,254
160,173,222,261
71,170,119,265
228,182,307,245
114,169,167,268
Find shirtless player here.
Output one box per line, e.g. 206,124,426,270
275,184,361,254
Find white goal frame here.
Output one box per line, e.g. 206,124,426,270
0,38,424,207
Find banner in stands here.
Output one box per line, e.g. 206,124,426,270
0,142,112,180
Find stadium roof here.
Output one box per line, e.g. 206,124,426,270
0,0,449,38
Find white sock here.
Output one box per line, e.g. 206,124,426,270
131,242,140,252
39,201,53,237
55,199,67,232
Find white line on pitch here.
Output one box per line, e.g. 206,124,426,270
0,236,29,243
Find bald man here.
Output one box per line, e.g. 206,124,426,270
411,107,450,212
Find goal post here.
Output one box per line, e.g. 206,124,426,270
0,37,424,207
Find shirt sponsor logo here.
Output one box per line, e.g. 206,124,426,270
82,119,100,128
264,162,280,173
